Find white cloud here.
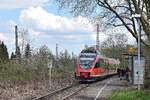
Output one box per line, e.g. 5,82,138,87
90,32,108,42
0,0,49,9
0,33,8,41
19,6,94,33
72,16,94,32
63,35,78,40
29,29,44,36
63,34,91,40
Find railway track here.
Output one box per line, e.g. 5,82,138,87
33,82,79,100
62,84,89,100
34,83,89,100
34,74,116,100
62,75,116,100
34,82,90,100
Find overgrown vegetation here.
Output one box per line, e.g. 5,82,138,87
0,41,75,85
108,89,150,100
0,41,9,62
0,61,44,84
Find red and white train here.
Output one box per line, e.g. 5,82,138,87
75,47,120,81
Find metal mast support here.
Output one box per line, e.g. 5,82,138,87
137,18,141,91
96,24,100,50
131,14,141,91
56,43,58,67
15,25,19,59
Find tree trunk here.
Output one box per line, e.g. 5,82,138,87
144,45,150,89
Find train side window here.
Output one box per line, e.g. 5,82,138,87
95,61,100,68
95,59,104,68
100,59,104,67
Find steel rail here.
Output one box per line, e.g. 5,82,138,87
62,84,89,100
34,82,79,100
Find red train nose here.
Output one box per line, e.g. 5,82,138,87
81,72,89,78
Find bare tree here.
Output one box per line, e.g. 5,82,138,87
55,0,150,88
18,28,30,56
101,33,128,61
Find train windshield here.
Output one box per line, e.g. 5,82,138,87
79,53,96,69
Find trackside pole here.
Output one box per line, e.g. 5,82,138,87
131,14,141,91
137,16,141,91
48,60,53,89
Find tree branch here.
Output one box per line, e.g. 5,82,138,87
113,23,133,27
96,0,109,9
103,0,136,37
113,5,130,10
103,0,148,46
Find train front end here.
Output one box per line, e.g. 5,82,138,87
75,51,97,81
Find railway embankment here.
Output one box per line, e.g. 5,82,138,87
0,65,74,100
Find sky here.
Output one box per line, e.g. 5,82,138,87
0,0,136,56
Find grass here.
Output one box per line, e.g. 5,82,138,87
108,89,150,100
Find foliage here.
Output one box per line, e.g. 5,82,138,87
0,42,75,85
0,61,35,83
10,52,16,60
25,43,31,58
58,49,75,74
24,45,53,80
15,46,21,59
52,67,72,79
0,41,9,62
100,33,128,67
144,46,150,89
108,89,150,100
0,43,76,85
0,45,54,84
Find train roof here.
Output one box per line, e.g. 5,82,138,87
80,46,120,64
81,47,104,56
81,47,97,53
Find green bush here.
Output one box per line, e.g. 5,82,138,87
1,61,29,82
0,59,49,84
51,67,73,79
